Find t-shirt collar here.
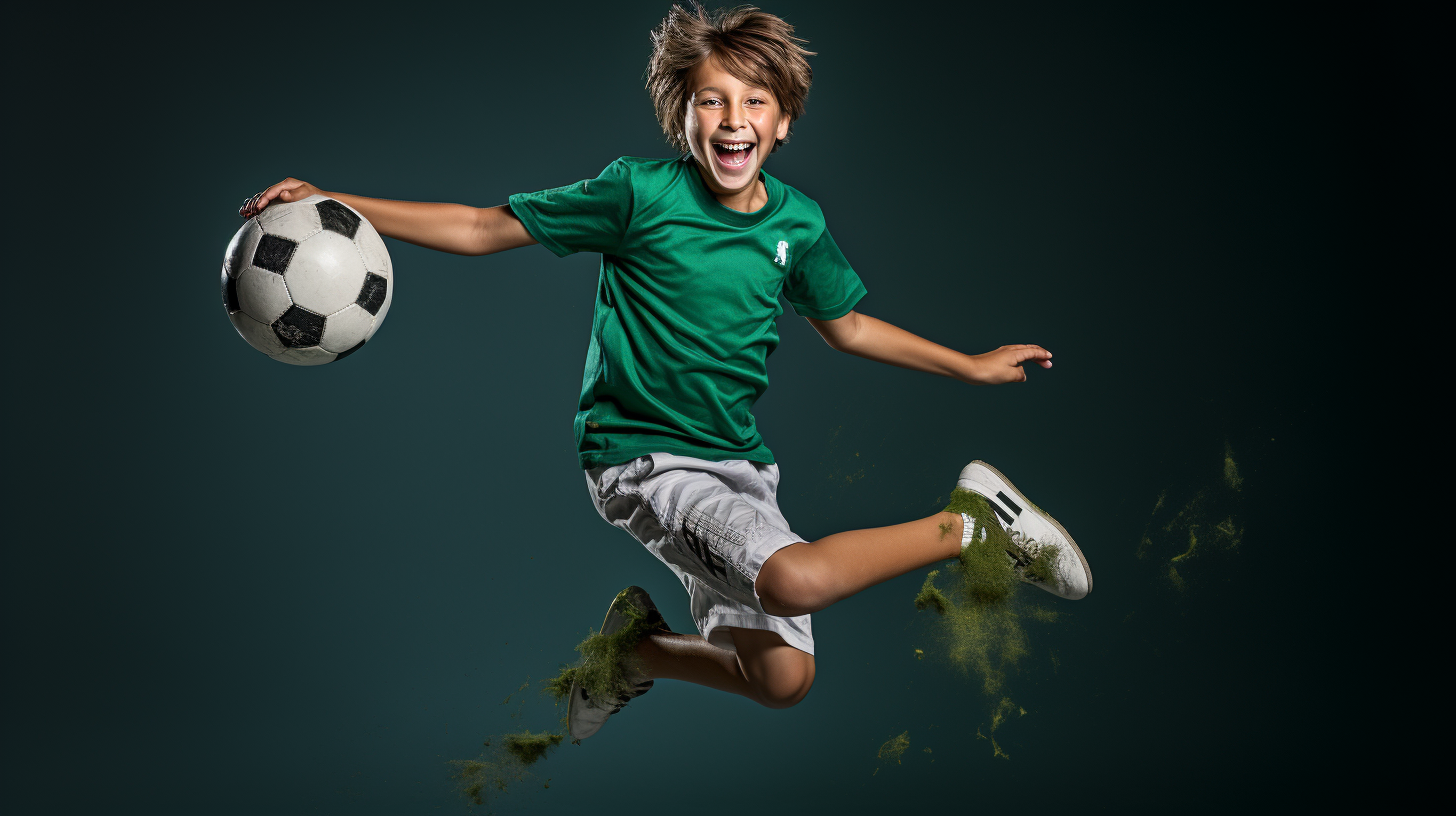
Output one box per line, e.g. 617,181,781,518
682,155,783,227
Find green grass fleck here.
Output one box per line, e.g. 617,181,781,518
1223,443,1243,491
501,731,563,766
1170,527,1198,563
1026,606,1059,623
878,731,910,764
992,738,1010,760
914,570,949,615
990,697,1017,732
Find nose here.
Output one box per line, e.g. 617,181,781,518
720,104,747,133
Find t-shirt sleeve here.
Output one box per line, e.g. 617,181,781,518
782,228,867,320
507,158,634,258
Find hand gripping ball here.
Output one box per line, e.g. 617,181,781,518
221,195,393,365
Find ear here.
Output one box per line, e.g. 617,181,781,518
775,114,791,143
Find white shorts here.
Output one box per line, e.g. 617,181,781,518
584,452,814,655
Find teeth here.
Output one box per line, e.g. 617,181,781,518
716,143,752,151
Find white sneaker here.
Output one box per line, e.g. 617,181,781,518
566,586,664,740
956,461,1093,600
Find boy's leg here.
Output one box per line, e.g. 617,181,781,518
635,626,814,709
756,512,965,617
758,461,1094,616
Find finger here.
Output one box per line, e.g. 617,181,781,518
255,182,284,206
248,184,283,215
265,180,304,206
1005,344,1051,359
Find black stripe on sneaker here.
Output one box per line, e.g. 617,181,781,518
989,500,1015,526
996,491,1023,516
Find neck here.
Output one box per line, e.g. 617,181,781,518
694,163,767,213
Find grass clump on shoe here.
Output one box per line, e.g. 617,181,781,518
556,586,670,740
944,488,1020,606
569,589,664,704
543,667,577,703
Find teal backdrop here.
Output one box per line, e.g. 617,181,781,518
6,2,1417,813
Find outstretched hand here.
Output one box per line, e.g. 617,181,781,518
239,178,322,218
971,344,1053,384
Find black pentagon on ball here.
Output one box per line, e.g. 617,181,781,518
356,272,388,315
221,267,240,312
333,339,366,362
317,199,361,240
271,305,326,348
253,234,298,274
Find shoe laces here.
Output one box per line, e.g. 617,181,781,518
1005,530,1062,581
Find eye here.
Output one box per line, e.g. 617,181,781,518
698,97,722,107
747,98,765,106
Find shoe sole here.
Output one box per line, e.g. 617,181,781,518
967,460,1094,596
599,586,646,638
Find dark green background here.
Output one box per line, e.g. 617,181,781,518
7,2,1416,813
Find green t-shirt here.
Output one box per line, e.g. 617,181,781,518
508,156,866,469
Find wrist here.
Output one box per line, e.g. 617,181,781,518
955,354,988,385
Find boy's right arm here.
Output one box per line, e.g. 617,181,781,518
239,178,537,256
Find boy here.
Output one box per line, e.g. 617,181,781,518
239,4,1092,740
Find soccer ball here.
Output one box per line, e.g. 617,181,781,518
221,195,393,365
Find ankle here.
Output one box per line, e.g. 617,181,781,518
633,632,667,680
934,511,964,557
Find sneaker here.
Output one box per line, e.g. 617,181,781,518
567,586,666,740
957,461,1093,600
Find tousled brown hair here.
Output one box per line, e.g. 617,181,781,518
646,4,814,154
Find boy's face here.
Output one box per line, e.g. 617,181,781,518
684,56,791,200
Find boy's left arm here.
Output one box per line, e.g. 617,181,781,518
806,311,1052,385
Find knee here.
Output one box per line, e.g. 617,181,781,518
757,547,832,617
753,656,815,709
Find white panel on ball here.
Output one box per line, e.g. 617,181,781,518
285,231,368,315
271,346,337,366
236,267,293,324
364,285,392,341
229,311,287,356
320,304,373,353
223,220,263,280
255,199,322,243
355,223,392,277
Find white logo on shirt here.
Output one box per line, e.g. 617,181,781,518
774,240,789,266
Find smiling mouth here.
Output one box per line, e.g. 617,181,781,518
712,141,754,169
